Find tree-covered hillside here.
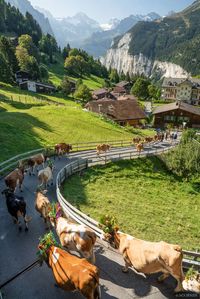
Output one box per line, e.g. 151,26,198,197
113,0,200,75
0,0,42,43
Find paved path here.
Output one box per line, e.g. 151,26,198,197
0,142,178,299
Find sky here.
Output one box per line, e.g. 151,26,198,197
30,0,194,23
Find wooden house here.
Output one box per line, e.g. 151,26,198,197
19,81,56,94
85,95,146,126
15,71,30,85
153,101,200,128
113,81,132,95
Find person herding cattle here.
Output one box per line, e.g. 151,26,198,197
54,143,72,159
1,189,31,231
38,232,101,299
38,160,54,189
96,144,111,156
102,221,184,293
5,165,25,192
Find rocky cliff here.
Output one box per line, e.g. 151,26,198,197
102,33,188,79
103,1,200,78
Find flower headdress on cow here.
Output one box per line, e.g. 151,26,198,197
37,231,60,265
48,202,63,222
182,267,200,293
47,159,54,168
99,214,119,243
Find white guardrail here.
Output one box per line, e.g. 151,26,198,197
56,146,200,271
1,139,199,269
0,139,133,176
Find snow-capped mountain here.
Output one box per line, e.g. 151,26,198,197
100,18,120,31
81,12,161,57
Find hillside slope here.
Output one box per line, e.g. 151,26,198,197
103,0,200,78
0,83,138,162
5,0,53,35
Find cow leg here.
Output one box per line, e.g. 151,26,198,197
17,218,22,231
19,181,23,192
122,261,130,273
173,276,184,292
158,273,170,282
12,216,18,224
24,217,28,231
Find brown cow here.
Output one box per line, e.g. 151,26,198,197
50,204,96,263
21,153,48,176
105,228,184,292
38,243,101,299
96,144,111,156
54,143,72,159
35,189,51,229
133,137,141,144
136,143,144,153
144,137,153,144
5,166,25,192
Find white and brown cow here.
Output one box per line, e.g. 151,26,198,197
105,229,184,292
35,189,51,229
21,153,48,176
96,144,111,156
38,163,54,189
39,243,101,299
50,204,96,263
5,166,25,192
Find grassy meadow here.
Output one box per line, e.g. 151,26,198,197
62,157,200,250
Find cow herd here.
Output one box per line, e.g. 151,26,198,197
1,139,199,298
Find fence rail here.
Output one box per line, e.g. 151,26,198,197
0,139,136,176
56,147,200,271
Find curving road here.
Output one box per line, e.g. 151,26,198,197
0,141,178,299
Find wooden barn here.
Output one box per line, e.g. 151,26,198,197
85,95,146,126
153,101,200,128
19,81,56,94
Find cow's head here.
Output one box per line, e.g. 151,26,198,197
69,145,72,151
35,186,48,195
37,231,58,266
47,160,54,170
99,215,120,248
48,202,63,227
1,188,14,198
103,227,120,249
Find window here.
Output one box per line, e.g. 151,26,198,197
164,115,176,121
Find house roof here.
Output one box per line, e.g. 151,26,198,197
116,81,130,88
153,101,200,116
113,86,126,93
92,88,108,96
86,98,146,121
19,80,55,89
162,77,200,88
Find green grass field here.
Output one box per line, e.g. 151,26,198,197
62,157,200,250
47,55,105,90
